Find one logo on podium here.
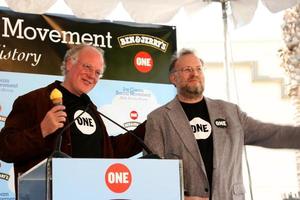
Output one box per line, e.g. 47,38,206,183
105,163,132,193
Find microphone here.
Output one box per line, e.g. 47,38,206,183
46,90,90,200
50,88,63,105
49,89,90,158
49,88,70,158
80,94,160,159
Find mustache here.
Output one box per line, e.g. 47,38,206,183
187,77,201,82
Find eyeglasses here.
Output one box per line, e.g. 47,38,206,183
172,66,204,74
75,59,104,79
81,63,103,79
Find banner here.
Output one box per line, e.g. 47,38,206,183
0,7,176,83
0,7,177,199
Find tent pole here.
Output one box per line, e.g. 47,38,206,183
221,0,231,101
220,2,255,200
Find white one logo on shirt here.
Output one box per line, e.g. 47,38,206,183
190,117,212,140
74,110,96,135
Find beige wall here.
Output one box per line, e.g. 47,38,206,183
173,2,299,200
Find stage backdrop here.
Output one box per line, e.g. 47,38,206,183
0,7,177,199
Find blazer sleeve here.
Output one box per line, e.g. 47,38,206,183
144,113,166,158
0,94,53,163
237,104,300,149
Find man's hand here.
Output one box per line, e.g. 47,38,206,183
40,105,66,137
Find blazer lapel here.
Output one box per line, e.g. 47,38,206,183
205,97,227,170
166,97,205,171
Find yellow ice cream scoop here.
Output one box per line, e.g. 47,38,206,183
50,88,63,105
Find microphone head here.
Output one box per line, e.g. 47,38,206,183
50,88,63,105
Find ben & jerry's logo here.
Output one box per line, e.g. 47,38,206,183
124,110,141,129
0,172,10,181
118,34,168,52
0,161,9,181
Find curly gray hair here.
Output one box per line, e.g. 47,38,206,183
60,44,106,76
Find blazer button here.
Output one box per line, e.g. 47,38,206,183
205,188,209,192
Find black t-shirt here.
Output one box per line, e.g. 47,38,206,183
58,85,103,158
180,98,213,195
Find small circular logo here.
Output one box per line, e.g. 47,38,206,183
130,111,138,120
214,118,227,128
134,51,153,73
105,163,132,193
74,110,96,135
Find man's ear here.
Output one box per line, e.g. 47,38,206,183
169,74,176,87
65,57,73,71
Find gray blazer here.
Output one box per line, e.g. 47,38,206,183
144,96,300,200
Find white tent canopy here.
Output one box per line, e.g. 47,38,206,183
1,0,300,27
0,0,296,102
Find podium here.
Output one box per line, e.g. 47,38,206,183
18,158,183,200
